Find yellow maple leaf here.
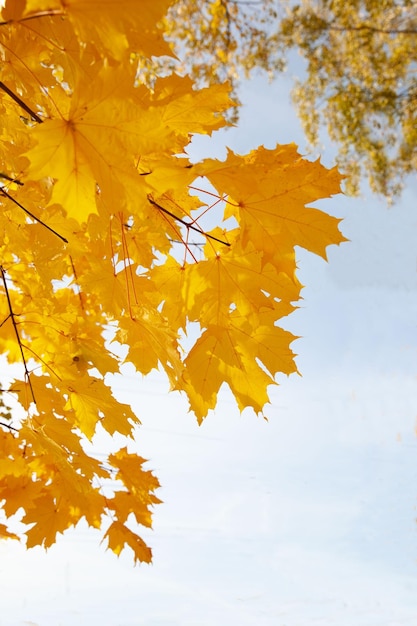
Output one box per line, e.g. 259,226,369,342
23,494,79,548
1,0,26,22
109,447,161,498
182,313,298,421
103,520,152,565
22,0,172,59
108,491,154,527
0,523,19,541
26,65,142,222
198,145,347,260
27,118,97,221
64,377,139,439
158,77,234,137
183,236,300,327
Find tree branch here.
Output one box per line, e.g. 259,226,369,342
0,81,43,123
148,196,231,247
0,420,18,433
0,9,63,28
0,173,23,186
0,266,36,404
0,188,68,243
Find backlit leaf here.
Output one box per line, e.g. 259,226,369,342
0,0,345,562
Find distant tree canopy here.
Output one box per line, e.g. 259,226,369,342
164,0,417,199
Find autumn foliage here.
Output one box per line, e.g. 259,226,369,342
0,0,345,562
164,0,417,199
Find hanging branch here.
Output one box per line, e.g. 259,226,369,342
0,266,36,404
0,188,68,243
148,196,231,247
0,81,43,124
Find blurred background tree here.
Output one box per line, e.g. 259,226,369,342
160,0,417,199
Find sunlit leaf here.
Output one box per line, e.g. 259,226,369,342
0,0,345,562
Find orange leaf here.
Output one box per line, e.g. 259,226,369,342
103,521,152,564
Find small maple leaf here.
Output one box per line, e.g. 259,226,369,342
0,523,19,541
103,521,152,565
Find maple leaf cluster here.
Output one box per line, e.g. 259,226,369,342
0,0,346,562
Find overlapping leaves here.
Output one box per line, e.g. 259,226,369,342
0,0,345,562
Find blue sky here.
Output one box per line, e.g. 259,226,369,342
1,67,417,626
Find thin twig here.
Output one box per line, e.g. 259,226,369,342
0,313,11,329
0,81,43,123
69,256,85,311
0,9,63,27
0,266,36,404
327,23,417,36
168,239,204,246
148,196,231,247
0,188,68,243
0,420,18,432
0,173,23,186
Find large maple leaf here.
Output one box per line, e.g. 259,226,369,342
20,0,172,58
198,145,346,261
